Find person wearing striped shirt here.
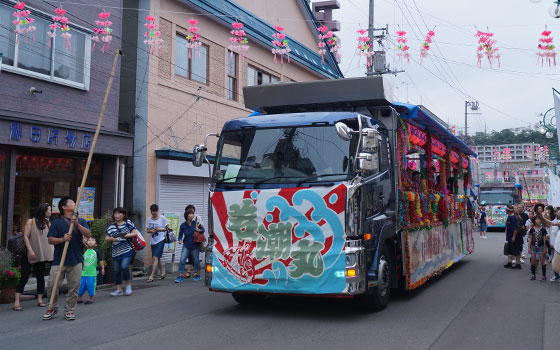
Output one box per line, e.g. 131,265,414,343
105,207,138,296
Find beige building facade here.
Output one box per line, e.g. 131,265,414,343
119,0,342,264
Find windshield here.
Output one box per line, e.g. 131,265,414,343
479,192,514,205
213,125,357,185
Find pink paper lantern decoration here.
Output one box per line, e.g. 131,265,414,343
317,25,340,64
356,28,373,67
537,26,556,67
396,30,410,64
475,30,500,68
185,19,202,59
419,29,435,64
229,22,249,60
12,2,36,44
48,7,71,49
92,12,113,52
144,15,163,55
271,25,291,64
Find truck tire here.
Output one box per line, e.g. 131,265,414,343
358,244,392,311
232,293,266,305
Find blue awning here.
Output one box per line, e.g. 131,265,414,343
393,102,477,157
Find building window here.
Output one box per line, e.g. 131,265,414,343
227,50,237,101
0,3,90,89
175,34,208,84
247,66,278,86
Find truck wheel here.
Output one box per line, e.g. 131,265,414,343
358,244,392,311
232,293,266,305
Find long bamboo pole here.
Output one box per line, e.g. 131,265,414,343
522,173,532,203
47,50,121,312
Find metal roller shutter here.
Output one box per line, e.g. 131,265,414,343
158,176,209,226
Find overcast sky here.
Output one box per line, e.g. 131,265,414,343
333,0,560,134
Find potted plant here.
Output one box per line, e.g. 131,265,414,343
0,249,21,304
89,212,114,284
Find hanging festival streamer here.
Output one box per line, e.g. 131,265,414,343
229,22,249,59
48,7,71,49
317,25,341,63
537,26,556,67
144,15,163,55
12,2,36,44
356,28,372,67
92,12,112,52
185,19,202,59
419,29,435,64
396,30,410,63
271,25,291,64
475,30,500,68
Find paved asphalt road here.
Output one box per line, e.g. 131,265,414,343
1,231,559,350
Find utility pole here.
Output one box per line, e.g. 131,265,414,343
367,0,374,75
464,100,480,138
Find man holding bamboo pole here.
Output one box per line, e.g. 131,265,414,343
43,197,91,321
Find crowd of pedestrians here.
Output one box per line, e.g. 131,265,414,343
479,203,560,282
8,196,204,321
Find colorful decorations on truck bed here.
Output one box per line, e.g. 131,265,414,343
92,12,112,52
144,15,163,55
271,25,291,64
12,2,35,44
537,26,556,66
48,7,71,49
210,185,347,294
229,21,249,60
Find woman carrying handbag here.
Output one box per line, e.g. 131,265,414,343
175,209,205,283
13,203,54,310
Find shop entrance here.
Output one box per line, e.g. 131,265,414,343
13,153,102,233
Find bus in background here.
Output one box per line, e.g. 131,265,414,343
478,183,522,230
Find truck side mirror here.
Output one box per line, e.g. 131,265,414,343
335,122,354,141
192,144,206,167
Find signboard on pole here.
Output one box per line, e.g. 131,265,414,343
77,187,95,221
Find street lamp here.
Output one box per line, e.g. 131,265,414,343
529,1,560,18
550,1,560,17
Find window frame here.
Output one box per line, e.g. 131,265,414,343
175,33,209,85
0,0,91,90
227,50,238,101
247,65,279,86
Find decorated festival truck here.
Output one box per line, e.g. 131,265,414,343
478,183,521,229
192,77,476,310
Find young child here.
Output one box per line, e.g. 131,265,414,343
528,216,548,281
78,237,105,304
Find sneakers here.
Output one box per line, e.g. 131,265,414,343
541,276,547,282
550,276,559,282
110,290,124,297
520,259,525,264
513,264,522,269
193,275,201,281
64,312,76,321
77,299,83,304
504,263,512,268
42,309,58,320
125,285,132,296
175,277,184,283
84,299,93,305
530,275,536,280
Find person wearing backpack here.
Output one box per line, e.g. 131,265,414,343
105,207,138,296
13,203,54,311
